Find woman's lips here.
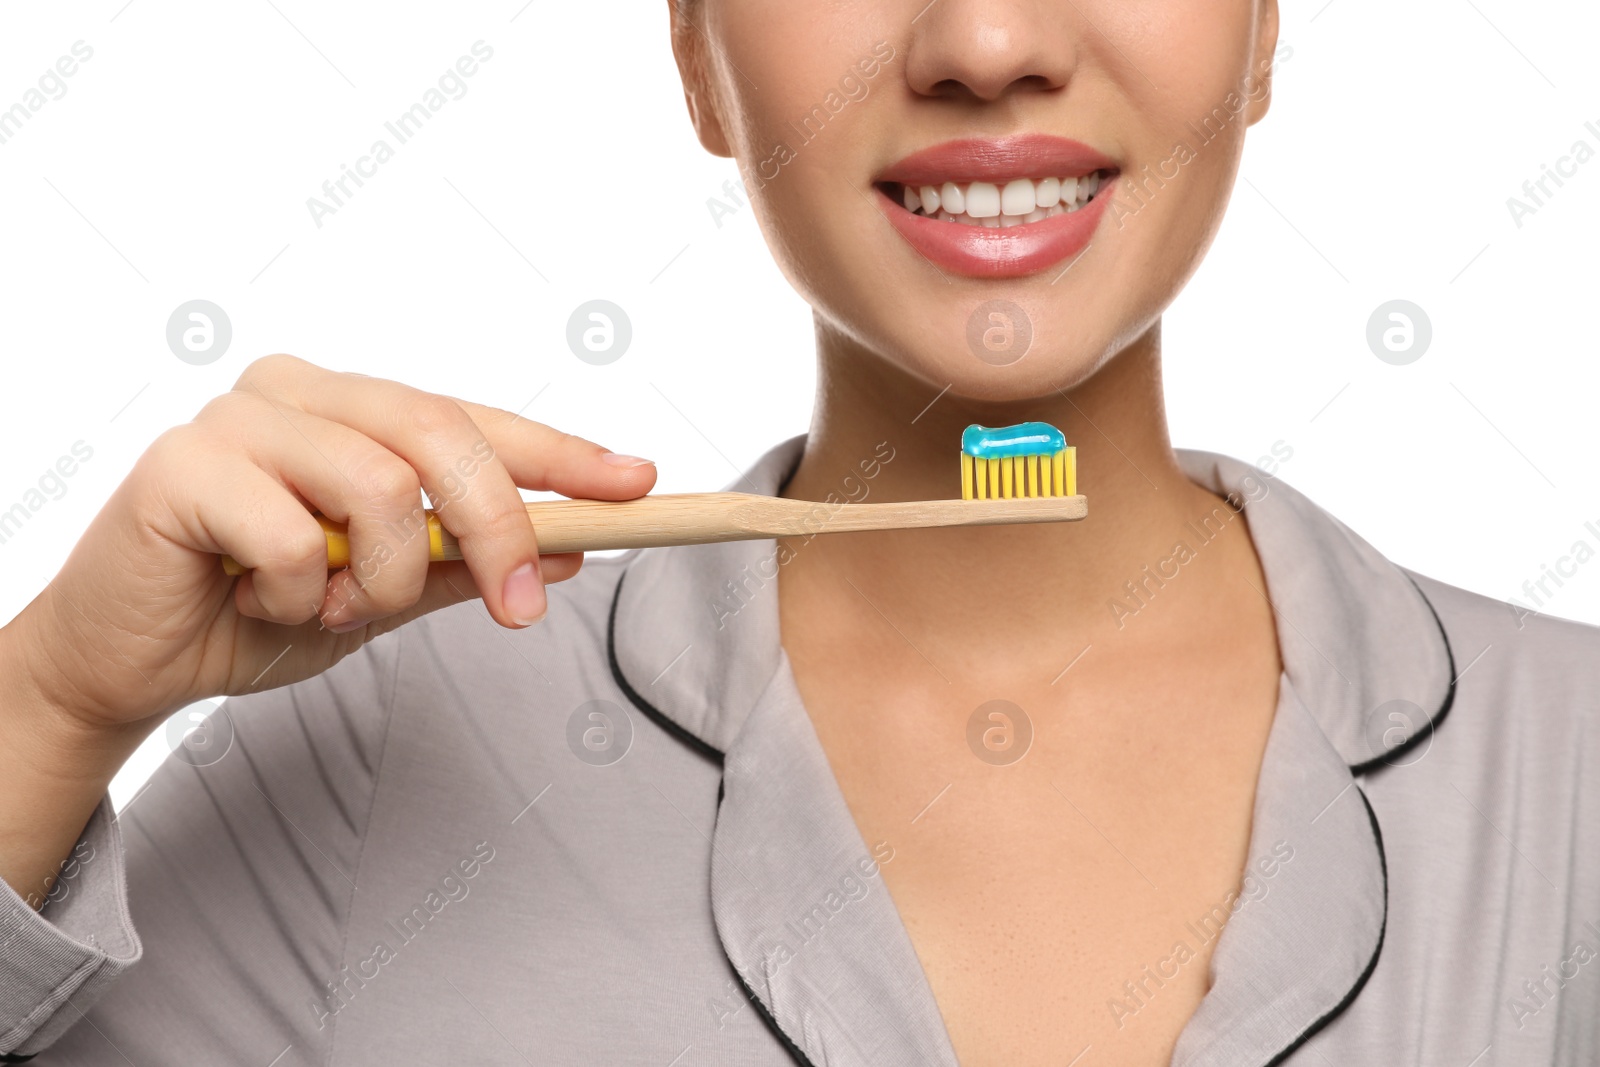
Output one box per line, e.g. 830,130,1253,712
874,134,1119,279
877,134,1117,186
876,180,1114,279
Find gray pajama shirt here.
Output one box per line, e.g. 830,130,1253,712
2,437,1598,1065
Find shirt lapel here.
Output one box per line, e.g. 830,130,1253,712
609,436,804,752
1168,675,1387,1065
711,656,960,1066
611,434,957,1063
1174,450,1454,769
1166,449,1454,1062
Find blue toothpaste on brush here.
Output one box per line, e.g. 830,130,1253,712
961,421,1077,500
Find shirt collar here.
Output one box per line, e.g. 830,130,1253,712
608,435,1427,1065
610,435,1455,770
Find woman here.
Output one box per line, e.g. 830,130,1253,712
1,0,1593,1064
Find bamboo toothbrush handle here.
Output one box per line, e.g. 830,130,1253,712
219,492,1087,575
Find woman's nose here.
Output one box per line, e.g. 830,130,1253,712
904,0,1080,103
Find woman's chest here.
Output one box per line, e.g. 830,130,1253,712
797,679,1278,1066
862,785,1245,1067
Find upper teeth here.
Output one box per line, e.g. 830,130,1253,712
899,171,1107,227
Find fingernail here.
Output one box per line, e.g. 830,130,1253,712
601,452,654,469
325,616,368,634
503,560,547,625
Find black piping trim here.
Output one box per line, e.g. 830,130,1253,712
734,963,819,1067
609,570,802,1054
606,560,1403,1066
0,1054,35,1062
1263,785,1389,1066
606,568,725,765
1347,574,1457,777
710,726,813,1066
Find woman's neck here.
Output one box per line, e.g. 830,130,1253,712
779,316,1250,652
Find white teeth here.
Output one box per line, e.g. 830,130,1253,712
965,181,1001,218
895,170,1109,225
1000,179,1035,216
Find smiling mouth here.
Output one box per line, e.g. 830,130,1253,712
878,170,1117,228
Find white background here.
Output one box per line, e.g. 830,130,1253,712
0,0,1594,807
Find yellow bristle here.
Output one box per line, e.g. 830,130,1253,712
964,444,1075,500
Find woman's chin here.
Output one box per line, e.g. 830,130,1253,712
880,347,1117,408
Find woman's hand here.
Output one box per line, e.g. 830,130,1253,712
0,354,655,906
11,354,657,733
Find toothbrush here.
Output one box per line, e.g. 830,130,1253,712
219,422,1085,575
